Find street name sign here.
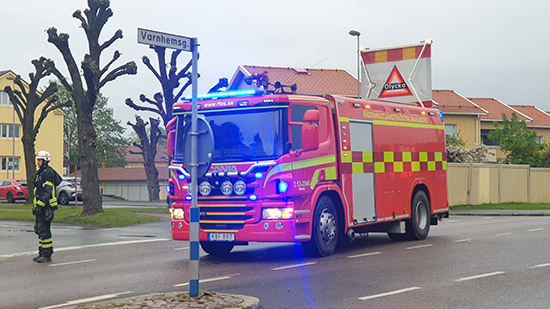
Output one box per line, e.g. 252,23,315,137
137,28,192,51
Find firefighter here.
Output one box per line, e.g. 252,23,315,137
32,150,62,263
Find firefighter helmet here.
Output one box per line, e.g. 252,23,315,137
36,150,51,162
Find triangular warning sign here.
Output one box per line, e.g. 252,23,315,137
378,65,413,98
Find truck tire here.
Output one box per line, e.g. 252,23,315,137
304,195,339,257
200,241,234,256
407,190,430,240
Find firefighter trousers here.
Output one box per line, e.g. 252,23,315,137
34,207,53,257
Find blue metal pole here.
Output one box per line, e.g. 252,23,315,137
189,37,200,297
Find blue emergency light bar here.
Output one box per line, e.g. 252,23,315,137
183,89,260,101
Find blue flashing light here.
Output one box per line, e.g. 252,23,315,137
279,181,288,193
249,194,258,201
166,185,171,193
185,195,193,201
439,110,444,122
183,89,258,101
178,174,186,180
254,172,263,179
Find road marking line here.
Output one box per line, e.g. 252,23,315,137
174,247,189,251
530,263,550,269
495,232,512,237
455,271,505,282
0,238,171,258
347,252,382,259
445,220,459,223
39,291,134,309
49,259,96,267
272,262,316,271
406,244,433,250
174,275,233,287
482,217,492,220
455,238,472,243
528,228,544,232
359,287,421,300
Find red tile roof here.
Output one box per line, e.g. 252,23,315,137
509,105,550,128
232,65,358,96
432,90,488,115
71,166,169,181
469,98,532,122
121,145,169,163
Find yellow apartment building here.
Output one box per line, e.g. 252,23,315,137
433,90,488,149
0,70,64,181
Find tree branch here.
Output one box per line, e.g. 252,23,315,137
98,61,137,89
100,29,122,52
142,55,161,81
125,98,163,116
100,50,120,77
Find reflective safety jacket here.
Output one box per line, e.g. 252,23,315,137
34,164,62,209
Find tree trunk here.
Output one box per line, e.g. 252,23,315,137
77,103,103,215
144,154,160,201
22,133,37,204
128,116,161,201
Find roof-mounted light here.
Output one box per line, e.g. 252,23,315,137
183,89,260,101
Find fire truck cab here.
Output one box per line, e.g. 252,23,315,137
167,90,448,257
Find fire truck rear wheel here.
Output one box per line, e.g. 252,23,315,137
305,195,338,257
200,241,234,256
408,190,430,240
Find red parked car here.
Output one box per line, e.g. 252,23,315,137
0,179,28,203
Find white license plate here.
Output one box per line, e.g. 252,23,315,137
208,233,235,242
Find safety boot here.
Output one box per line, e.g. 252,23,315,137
36,256,52,263
32,255,42,262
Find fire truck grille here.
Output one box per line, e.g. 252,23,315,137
199,206,253,230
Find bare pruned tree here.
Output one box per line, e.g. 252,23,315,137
3,58,71,203
47,0,137,215
125,46,194,201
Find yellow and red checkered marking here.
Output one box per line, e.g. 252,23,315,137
341,151,446,174
362,45,431,64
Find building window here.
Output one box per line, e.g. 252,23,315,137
0,157,20,171
481,129,498,146
0,91,11,105
444,124,457,136
536,136,543,144
0,124,20,138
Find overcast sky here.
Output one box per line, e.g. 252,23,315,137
2,0,549,131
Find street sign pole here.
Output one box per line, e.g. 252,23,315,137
137,27,200,297
188,37,200,297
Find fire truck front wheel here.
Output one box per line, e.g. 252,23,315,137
304,195,339,257
200,241,234,256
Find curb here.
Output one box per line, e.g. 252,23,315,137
450,210,550,217
64,291,260,309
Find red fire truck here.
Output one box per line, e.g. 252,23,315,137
167,89,448,257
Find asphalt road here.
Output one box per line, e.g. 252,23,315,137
1,215,550,308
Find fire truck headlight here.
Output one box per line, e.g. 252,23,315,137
233,180,246,195
221,180,233,196
199,181,212,196
173,208,184,220
262,208,294,220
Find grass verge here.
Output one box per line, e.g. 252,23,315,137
450,203,550,211
0,203,169,228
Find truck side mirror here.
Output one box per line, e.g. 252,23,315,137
167,130,175,158
301,110,320,151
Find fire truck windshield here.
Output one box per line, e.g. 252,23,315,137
174,108,288,163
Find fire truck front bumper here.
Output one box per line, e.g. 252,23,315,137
171,204,312,243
